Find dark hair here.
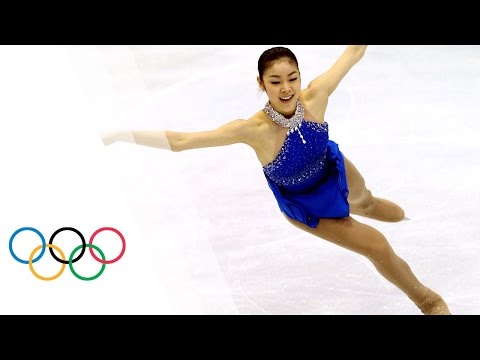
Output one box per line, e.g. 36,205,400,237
258,46,299,81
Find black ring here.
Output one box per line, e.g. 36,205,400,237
49,227,86,264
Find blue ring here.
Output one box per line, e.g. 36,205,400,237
9,227,46,264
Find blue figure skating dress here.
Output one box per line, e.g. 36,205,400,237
262,102,350,228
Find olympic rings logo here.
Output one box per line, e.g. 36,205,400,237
9,226,126,281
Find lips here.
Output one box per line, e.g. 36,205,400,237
280,95,294,102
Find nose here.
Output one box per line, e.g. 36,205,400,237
281,81,291,93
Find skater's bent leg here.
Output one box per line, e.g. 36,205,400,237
284,215,450,315
343,155,405,222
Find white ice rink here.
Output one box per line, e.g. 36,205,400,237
0,45,478,315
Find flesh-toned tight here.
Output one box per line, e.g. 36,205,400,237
283,155,450,315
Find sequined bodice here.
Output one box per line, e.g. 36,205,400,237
263,120,329,194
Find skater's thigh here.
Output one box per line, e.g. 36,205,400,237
343,154,368,203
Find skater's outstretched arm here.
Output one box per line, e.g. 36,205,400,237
305,45,368,99
101,118,259,152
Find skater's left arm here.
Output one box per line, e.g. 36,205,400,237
306,45,368,98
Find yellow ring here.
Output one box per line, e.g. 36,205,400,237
29,244,66,281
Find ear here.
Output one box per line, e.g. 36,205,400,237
257,76,265,91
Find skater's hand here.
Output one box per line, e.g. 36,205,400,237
100,131,117,146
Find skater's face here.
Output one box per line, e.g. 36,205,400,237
258,58,301,118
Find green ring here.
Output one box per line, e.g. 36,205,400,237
69,244,106,281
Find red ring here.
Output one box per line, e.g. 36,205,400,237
89,227,126,264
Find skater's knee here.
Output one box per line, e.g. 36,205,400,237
362,233,394,264
348,178,368,203
350,188,374,213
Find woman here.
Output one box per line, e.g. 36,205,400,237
102,45,450,315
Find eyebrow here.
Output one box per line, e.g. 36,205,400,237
268,71,298,78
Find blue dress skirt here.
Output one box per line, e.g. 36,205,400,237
262,121,350,228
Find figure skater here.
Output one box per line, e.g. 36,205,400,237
101,45,450,315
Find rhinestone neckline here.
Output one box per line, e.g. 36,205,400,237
264,100,307,144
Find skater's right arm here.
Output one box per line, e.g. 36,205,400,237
101,118,259,152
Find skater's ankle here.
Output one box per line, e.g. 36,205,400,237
414,291,451,315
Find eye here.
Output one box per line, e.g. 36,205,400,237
289,78,298,82
271,81,280,85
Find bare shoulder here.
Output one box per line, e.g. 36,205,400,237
301,72,329,102
242,110,272,147
300,89,328,122
247,110,271,128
